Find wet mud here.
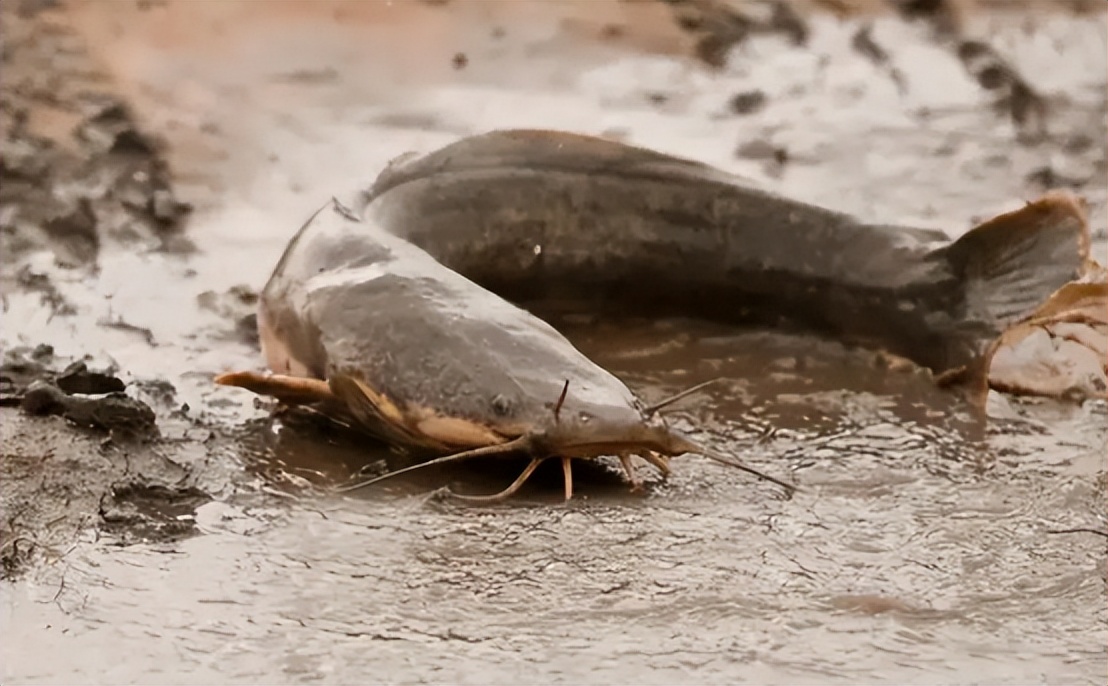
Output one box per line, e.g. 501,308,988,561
1,1,1106,684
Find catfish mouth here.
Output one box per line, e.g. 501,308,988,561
544,427,796,497
545,419,691,460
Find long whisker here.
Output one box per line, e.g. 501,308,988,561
643,379,721,417
333,435,532,494
640,451,671,478
667,432,797,493
553,379,570,423
445,456,547,503
561,456,574,501
285,404,354,431
698,446,798,494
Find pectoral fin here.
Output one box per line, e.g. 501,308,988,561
328,373,449,451
215,370,336,405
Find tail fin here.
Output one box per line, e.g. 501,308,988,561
944,191,1090,330
931,191,1091,392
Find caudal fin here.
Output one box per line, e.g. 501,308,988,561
944,191,1090,331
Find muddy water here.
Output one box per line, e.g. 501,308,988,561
2,2,1106,684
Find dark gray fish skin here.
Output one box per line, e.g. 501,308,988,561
361,129,1087,375
258,198,685,455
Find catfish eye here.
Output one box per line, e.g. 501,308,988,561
490,394,512,416
578,412,592,424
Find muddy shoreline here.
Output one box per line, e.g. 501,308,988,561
2,1,1106,684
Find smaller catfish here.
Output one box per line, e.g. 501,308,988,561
216,198,794,502
363,130,1093,389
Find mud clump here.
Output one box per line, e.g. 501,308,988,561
21,381,157,436
55,359,127,395
2,347,133,405
3,345,156,438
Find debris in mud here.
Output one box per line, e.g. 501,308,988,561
98,481,210,545
665,0,1054,140
14,264,76,315
0,344,58,403
956,40,1048,141
76,101,154,155
890,0,962,37
728,89,767,115
1046,527,1108,539
0,92,194,262
1025,163,1094,191
42,198,99,266
15,0,60,18
1,405,209,580
884,0,1052,140
851,24,907,94
661,0,809,68
197,284,261,347
272,66,340,85
97,315,158,346
0,537,35,580
828,593,932,617
131,378,179,410
735,138,789,176
0,337,237,577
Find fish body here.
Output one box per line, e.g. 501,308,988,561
363,130,1090,377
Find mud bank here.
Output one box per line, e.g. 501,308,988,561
1,1,1106,684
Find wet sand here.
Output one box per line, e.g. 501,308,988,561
1,1,1105,684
